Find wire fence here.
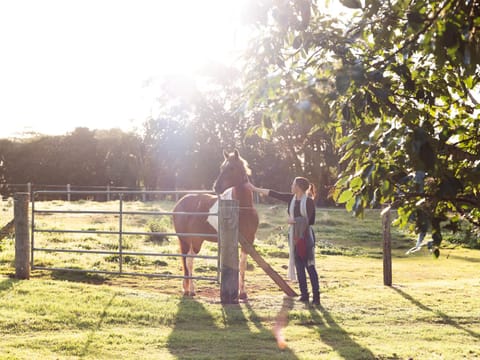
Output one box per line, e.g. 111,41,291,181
2,183,262,203
3,183,188,202
31,189,220,281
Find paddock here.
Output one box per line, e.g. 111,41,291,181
3,198,479,359
13,190,242,303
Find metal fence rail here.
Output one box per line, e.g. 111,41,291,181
4,184,216,202
31,190,219,281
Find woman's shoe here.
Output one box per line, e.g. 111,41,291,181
298,294,309,302
312,292,320,306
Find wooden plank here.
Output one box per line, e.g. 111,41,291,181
238,235,297,297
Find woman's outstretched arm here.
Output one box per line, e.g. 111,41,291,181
245,182,270,196
246,182,293,203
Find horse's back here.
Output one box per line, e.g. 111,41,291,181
173,193,217,214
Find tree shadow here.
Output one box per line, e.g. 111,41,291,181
51,270,107,285
167,297,298,359
309,305,377,360
242,296,298,359
445,254,480,263
392,287,480,341
0,278,15,297
80,292,118,358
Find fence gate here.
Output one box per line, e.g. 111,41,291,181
30,190,221,282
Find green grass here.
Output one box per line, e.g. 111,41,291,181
0,199,479,359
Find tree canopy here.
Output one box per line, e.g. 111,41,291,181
241,0,480,248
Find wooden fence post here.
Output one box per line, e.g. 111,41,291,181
382,205,392,286
14,193,30,279
219,199,239,304
27,182,32,199
67,184,71,202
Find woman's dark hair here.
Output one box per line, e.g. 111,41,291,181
294,177,316,199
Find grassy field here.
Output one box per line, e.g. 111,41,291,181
0,198,479,359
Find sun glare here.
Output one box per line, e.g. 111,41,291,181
0,0,353,138
0,0,248,137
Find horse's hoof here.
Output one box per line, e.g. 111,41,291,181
183,291,195,297
239,292,248,301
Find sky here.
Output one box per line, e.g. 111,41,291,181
0,0,347,139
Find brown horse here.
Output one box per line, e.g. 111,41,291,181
172,150,259,299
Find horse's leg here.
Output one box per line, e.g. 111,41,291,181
186,246,196,296
239,249,248,300
179,237,193,296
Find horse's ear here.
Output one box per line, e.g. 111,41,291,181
223,150,229,160
233,149,240,159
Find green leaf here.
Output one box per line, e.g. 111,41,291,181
340,0,362,9
307,124,321,136
346,195,356,212
464,76,474,89
362,163,375,180
382,180,392,194
339,148,355,163
353,195,364,217
337,189,354,204
350,177,363,191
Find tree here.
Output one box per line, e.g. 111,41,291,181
0,128,144,197
242,0,480,248
95,129,143,188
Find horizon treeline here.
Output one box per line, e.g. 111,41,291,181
0,121,337,206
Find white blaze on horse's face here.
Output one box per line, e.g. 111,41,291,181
213,150,247,194
215,162,235,193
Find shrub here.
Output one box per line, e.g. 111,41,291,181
445,227,480,249
146,217,171,244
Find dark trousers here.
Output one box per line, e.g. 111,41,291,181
294,254,319,297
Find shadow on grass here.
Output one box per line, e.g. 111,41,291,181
309,305,377,360
445,254,480,263
243,296,298,359
80,292,118,359
0,277,16,296
167,297,298,359
392,287,480,341
51,270,107,285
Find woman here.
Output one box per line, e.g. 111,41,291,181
246,177,320,305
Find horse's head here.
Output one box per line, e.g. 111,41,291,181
213,149,251,194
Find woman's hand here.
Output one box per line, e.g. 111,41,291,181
245,182,270,196
287,217,296,225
